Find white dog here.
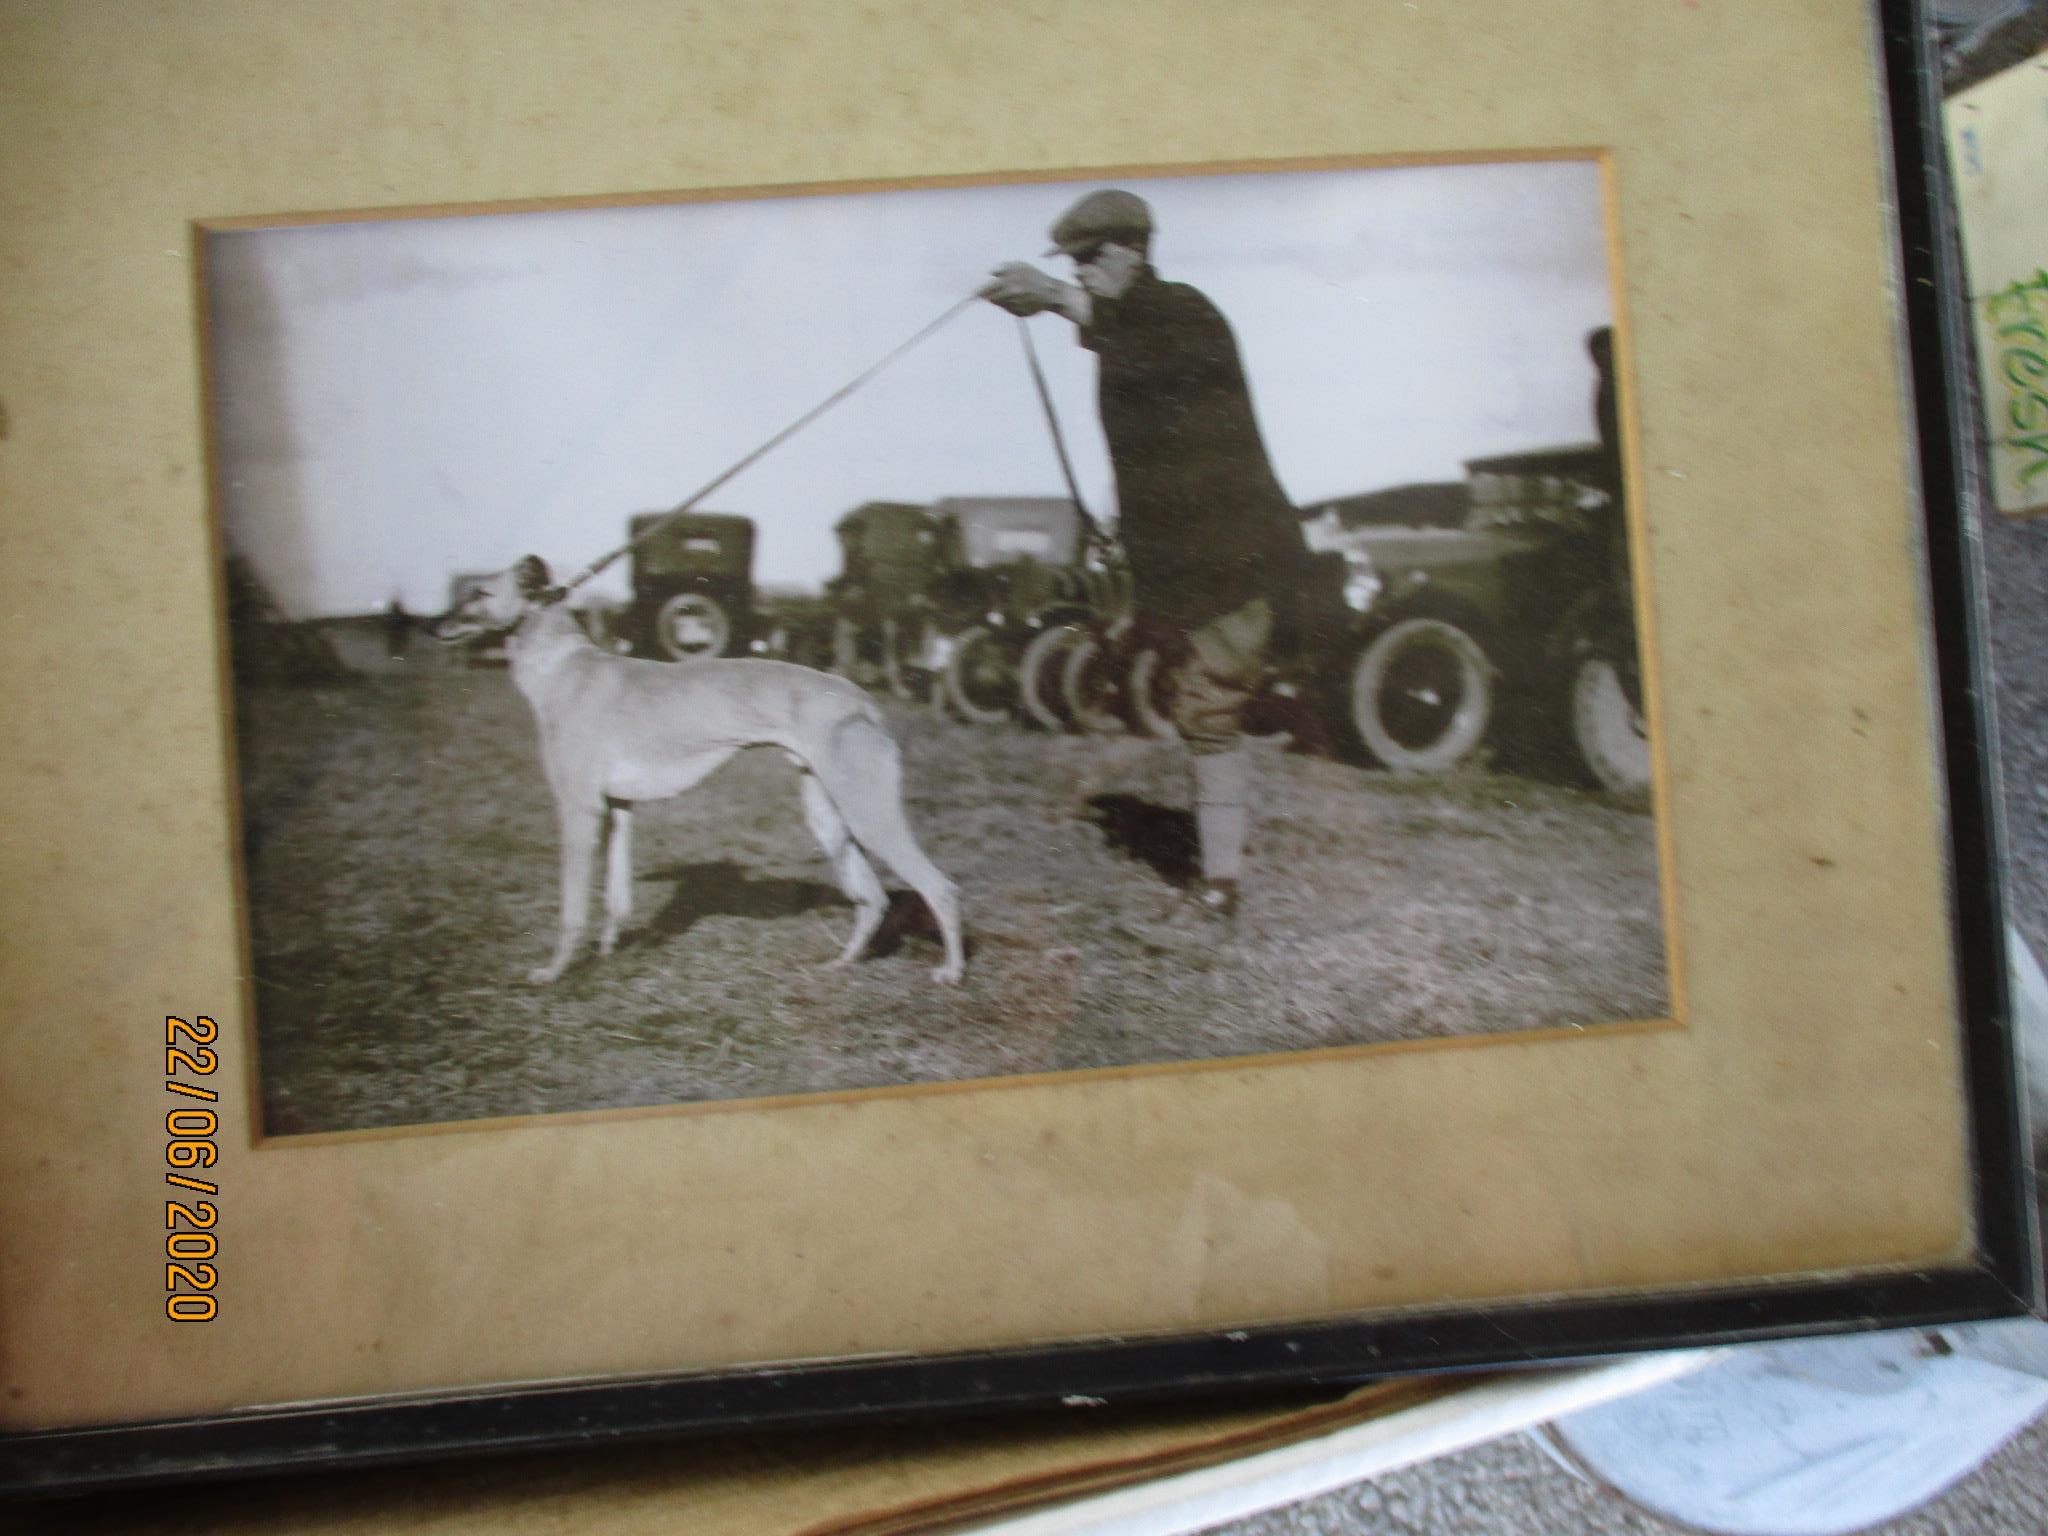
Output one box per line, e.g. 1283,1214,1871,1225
431,557,964,985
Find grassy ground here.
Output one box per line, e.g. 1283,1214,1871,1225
239,639,1668,1135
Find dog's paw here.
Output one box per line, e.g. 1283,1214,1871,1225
930,961,965,986
526,963,564,986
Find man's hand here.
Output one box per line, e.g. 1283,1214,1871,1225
981,262,1079,319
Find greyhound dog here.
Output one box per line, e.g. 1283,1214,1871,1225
430,557,964,986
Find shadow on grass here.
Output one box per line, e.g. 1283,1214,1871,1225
631,861,959,964
636,860,843,942
1084,793,1200,888
868,889,957,960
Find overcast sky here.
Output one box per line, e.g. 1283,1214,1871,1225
206,158,1616,618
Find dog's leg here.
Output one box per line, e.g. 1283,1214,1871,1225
599,799,633,955
532,803,601,985
818,718,965,985
799,771,888,970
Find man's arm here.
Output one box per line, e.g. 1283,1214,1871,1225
980,262,1092,326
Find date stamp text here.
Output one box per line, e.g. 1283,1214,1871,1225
164,1015,220,1322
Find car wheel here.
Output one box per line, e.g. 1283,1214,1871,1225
942,626,1016,724
654,592,732,660
1348,616,1494,773
1124,647,1180,741
1018,621,1086,732
1060,631,1128,735
1570,654,1651,802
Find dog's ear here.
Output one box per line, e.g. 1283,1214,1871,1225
513,555,552,597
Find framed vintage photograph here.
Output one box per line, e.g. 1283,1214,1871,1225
210,152,1665,1133
0,0,2036,1495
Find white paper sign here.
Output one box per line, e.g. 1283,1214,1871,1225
1947,52,2048,516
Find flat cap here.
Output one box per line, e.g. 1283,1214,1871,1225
1044,189,1153,256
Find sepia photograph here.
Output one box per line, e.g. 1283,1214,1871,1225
204,156,1671,1136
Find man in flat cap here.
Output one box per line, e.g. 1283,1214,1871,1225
983,189,1306,921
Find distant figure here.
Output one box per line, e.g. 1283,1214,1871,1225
981,189,1307,923
384,596,411,660
1589,326,1620,497
1587,326,1630,598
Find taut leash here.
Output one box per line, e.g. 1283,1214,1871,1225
1013,316,1105,546
557,290,985,596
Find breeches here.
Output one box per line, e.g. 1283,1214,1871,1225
1171,598,1273,755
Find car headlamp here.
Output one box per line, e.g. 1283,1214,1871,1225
1341,556,1382,614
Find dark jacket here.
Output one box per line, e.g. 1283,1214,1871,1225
1080,267,1305,637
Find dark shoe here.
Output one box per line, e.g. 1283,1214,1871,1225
1110,880,1241,957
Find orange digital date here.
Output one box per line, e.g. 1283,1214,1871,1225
164,1017,220,1322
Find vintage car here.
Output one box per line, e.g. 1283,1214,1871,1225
626,511,758,661
824,500,950,696
914,495,1100,726
751,583,837,671
1330,445,1646,796
819,494,1104,719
